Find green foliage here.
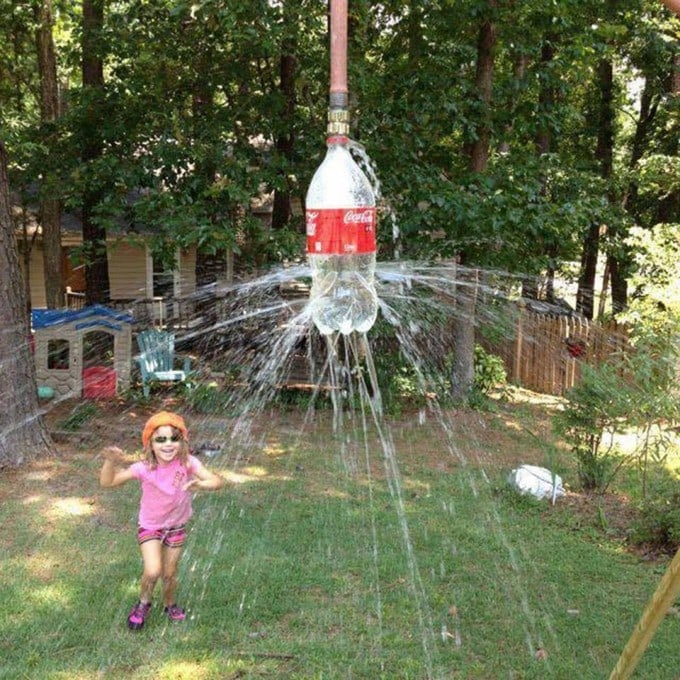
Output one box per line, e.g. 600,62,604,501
269,385,330,411
631,475,680,552
556,348,679,495
553,363,628,491
473,344,507,395
182,381,233,415
3,0,677,279
556,222,680,495
57,402,99,431
368,335,507,415
355,347,420,417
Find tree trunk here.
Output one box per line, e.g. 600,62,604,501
499,51,529,154
535,38,555,157
577,57,613,319
466,10,496,173
534,36,557,303
655,51,679,225
192,61,220,285
451,1,497,401
35,0,63,309
450,269,479,402
608,256,627,315
576,222,599,320
0,141,54,468
271,52,296,230
271,2,299,232
81,0,110,305
596,56,628,315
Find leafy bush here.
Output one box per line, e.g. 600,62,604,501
58,402,99,431
473,344,507,394
182,381,234,414
630,476,680,553
553,362,629,492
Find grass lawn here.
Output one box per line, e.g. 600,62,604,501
0,390,678,679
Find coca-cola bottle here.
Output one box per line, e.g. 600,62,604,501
305,134,378,335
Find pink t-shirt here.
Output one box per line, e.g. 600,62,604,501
129,455,200,530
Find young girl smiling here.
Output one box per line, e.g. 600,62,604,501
100,411,224,630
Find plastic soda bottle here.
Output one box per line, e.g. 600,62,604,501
305,134,378,335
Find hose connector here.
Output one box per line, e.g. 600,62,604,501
327,108,350,136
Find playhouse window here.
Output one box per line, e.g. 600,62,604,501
83,330,114,367
47,339,70,370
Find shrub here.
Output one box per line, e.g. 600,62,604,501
553,362,629,492
473,344,507,395
182,381,233,414
630,476,680,553
58,402,99,431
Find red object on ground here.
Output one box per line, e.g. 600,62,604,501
83,366,116,398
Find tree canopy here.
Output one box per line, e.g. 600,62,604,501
0,0,677,312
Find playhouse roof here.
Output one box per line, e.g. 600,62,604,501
32,305,134,331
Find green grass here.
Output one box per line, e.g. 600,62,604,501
0,398,678,679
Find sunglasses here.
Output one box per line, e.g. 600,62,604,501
152,435,183,444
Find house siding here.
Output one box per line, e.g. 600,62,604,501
178,249,196,297
108,241,148,299
22,234,200,312
25,243,47,309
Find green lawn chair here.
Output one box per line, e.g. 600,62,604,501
135,329,192,398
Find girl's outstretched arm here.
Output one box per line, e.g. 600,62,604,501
100,446,135,487
184,458,224,492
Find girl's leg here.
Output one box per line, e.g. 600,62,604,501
128,539,163,629
139,539,163,603
160,544,184,607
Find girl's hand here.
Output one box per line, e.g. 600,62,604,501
183,479,201,492
101,446,125,463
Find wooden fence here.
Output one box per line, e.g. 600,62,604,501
483,305,629,396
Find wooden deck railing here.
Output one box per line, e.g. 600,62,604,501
64,287,86,310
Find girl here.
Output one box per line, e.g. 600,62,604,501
100,411,224,630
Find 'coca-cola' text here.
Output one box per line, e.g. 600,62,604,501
306,208,376,255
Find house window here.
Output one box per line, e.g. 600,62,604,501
152,254,176,298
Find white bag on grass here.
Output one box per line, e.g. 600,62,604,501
508,464,564,502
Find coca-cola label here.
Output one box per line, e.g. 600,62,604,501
306,208,376,255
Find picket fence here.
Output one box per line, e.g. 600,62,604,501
484,305,629,396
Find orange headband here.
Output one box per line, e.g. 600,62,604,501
142,411,188,449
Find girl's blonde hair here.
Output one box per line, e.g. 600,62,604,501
142,426,190,468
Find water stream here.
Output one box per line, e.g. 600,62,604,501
160,259,567,677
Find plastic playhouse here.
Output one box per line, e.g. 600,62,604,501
32,305,134,399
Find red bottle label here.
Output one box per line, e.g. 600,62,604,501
306,208,377,255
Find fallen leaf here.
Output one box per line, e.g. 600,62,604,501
448,605,458,617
